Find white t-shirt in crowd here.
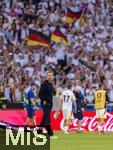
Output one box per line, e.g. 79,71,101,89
55,45,66,60
109,89,113,102
25,67,34,77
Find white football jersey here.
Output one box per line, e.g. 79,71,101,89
61,90,75,111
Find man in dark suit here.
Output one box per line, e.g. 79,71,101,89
39,70,57,138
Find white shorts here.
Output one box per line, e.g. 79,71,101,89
62,110,72,120
96,109,106,119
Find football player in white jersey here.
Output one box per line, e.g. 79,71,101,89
54,84,76,134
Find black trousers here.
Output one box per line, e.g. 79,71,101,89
40,105,54,136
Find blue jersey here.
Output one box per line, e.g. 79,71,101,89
25,89,35,110
74,91,84,112
73,91,84,120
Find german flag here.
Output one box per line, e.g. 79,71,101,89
26,30,50,47
65,9,83,24
51,26,69,45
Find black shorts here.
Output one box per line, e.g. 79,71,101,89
74,111,83,120
27,109,35,118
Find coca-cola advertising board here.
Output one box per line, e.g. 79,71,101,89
0,110,113,132
52,112,113,132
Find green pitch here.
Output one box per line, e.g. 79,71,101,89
51,131,113,150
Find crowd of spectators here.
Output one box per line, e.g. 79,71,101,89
0,0,113,104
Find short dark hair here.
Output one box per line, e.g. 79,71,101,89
67,84,72,89
46,70,53,75
99,84,104,89
31,83,38,88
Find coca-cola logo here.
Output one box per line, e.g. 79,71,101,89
60,112,113,132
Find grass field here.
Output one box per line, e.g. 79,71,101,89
51,131,113,150
0,130,113,150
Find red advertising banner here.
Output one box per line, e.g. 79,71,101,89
0,110,113,132
51,111,113,132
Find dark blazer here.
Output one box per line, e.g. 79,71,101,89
39,80,56,109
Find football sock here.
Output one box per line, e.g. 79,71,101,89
98,125,102,132
64,126,69,132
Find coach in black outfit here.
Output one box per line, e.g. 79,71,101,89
39,71,56,136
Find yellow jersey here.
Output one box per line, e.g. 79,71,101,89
94,90,107,110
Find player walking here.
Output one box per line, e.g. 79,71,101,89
73,86,86,133
24,83,38,128
55,84,76,134
94,84,108,134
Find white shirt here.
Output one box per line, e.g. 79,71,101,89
25,67,34,77
61,90,75,111
15,88,22,101
34,53,40,62
85,88,95,103
55,45,66,60
45,55,57,65
72,58,79,66
4,87,11,102
109,89,113,102
49,13,57,22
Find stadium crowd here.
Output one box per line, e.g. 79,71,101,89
0,0,113,103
